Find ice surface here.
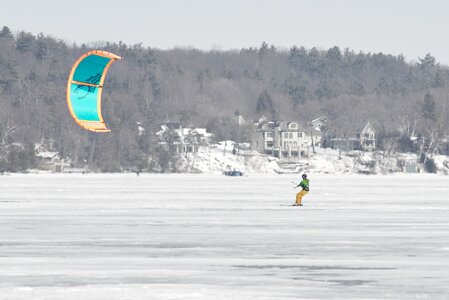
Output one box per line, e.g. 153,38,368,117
0,174,448,299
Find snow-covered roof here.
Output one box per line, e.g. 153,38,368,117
161,122,182,130
256,121,303,132
36,151,59,159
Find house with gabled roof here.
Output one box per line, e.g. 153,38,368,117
357,122,376,151
251,119,314,158
34,144,68,172
157,123,213,153
331,122,376,152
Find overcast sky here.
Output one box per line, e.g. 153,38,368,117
2,0,449,64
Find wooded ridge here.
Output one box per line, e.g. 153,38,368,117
0,26,448,172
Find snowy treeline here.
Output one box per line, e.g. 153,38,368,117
1,25,449,172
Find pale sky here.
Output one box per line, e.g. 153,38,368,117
2,0,449,64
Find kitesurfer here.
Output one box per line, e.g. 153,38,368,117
294,173,309,206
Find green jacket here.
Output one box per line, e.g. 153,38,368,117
297,179,310,191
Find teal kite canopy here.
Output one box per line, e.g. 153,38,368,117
66,50,121,132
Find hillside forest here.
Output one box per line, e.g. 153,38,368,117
0,25,448,172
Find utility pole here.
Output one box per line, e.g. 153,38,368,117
308,122,316,154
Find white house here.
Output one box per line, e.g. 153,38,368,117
34,144,68,172
157,123,213,153
251,120,312,158
357,122,376,151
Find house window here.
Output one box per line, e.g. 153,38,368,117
266,141,273,147
289,123,298,129
266,132,274,138
298,132,304,138
283,132,293,139
293,142,298,148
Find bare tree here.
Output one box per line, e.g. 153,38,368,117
0,120,17,146
398,102,421,137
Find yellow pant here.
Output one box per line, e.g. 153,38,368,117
296,190,308,205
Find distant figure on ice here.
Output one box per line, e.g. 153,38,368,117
294,174,310,206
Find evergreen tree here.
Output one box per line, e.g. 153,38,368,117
16,31,35,53
256,91,275,118
0,26,13,39
422,93,437,121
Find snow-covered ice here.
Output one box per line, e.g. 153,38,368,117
0,174,448,299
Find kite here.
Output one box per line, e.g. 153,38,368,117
66,50,121,132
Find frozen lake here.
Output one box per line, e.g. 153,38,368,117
0,174,448,299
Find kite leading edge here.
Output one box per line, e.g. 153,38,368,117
66,50,121,132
